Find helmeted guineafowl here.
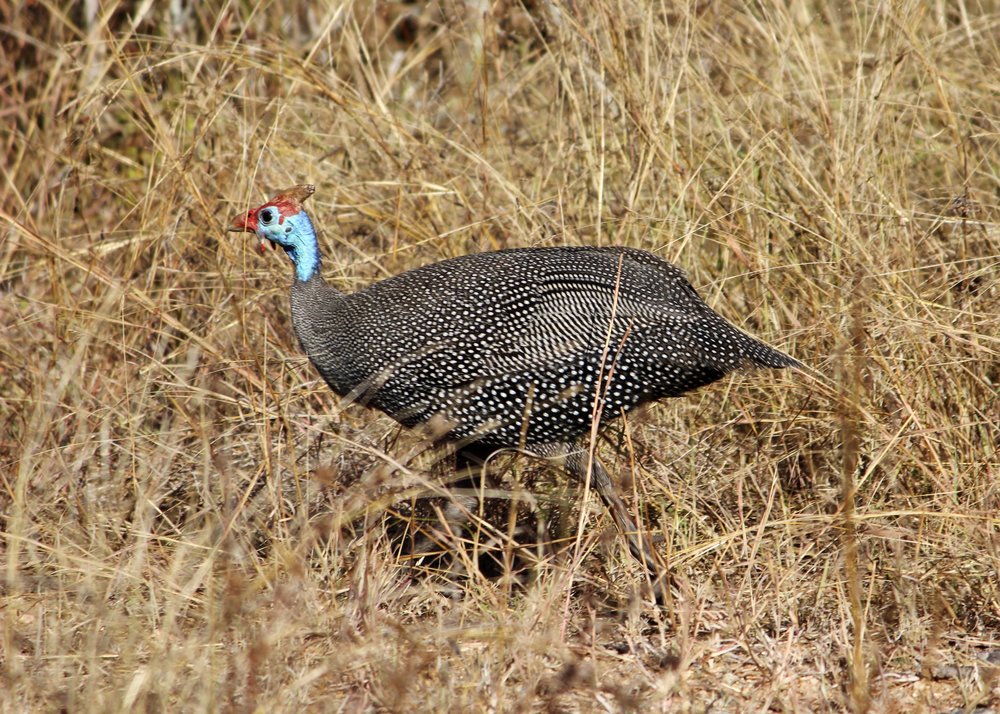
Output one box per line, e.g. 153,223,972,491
230,184,800,600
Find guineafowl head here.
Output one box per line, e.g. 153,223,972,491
230,184,321,281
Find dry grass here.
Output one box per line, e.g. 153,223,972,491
2,1,999,711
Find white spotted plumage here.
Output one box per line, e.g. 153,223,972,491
289,245,799,446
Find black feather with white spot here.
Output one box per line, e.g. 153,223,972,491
291,245,799,447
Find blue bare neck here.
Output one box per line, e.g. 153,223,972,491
282,212,321,283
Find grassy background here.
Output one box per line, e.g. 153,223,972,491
2,1,999,711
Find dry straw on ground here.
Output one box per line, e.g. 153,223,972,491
2,1,998,711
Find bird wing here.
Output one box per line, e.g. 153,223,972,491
349,246,783,401
477,247,726,376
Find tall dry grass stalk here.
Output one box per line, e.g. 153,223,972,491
2,1,999,710
839,270,870,714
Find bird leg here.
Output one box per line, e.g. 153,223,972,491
399,445,499,576
532,442,671,605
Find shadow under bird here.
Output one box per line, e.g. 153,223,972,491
229,184,800,601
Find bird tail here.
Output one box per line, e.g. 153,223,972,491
744,338,802,370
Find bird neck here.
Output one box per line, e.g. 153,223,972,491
291,245,320,283
283,212,321,283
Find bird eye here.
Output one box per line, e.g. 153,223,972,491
259,208,275,224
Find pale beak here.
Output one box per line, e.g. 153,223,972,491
228,212,254,233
